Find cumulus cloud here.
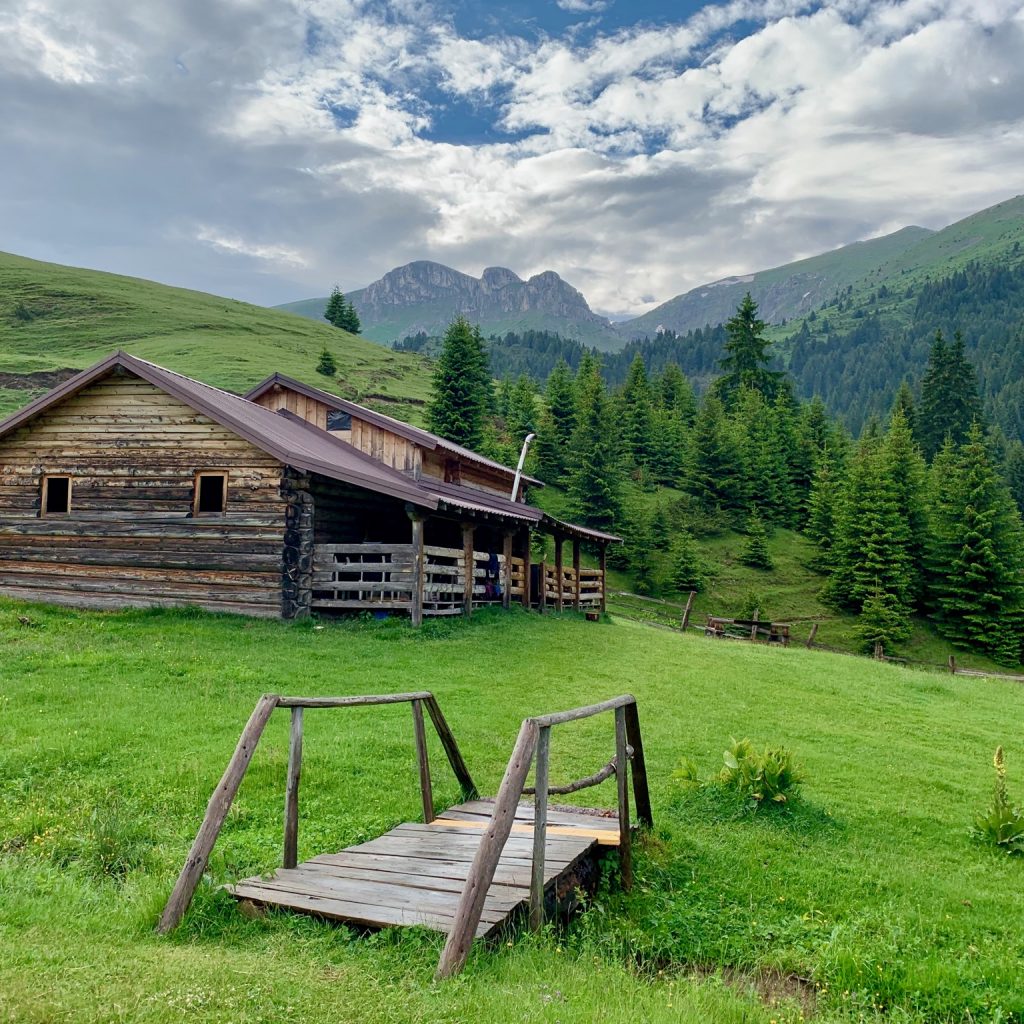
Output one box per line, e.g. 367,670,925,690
1,0,1024,317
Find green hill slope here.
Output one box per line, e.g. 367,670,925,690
0,251,433,421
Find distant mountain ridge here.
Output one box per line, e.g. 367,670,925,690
276,261,622,350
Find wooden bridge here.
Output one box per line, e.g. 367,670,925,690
156,691,651,979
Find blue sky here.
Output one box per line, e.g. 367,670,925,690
1,0,1023,316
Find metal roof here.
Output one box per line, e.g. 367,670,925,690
0,353,436,509
244,371,544,488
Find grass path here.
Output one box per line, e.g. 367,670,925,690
1,601,1023,1022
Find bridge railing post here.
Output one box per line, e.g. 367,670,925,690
529,725,551,930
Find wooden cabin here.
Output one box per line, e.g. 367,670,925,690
0,353,618,622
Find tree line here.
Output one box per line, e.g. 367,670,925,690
425,298,1024,666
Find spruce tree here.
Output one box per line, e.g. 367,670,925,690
688,393,747,515
917,330,984,459
658,363,697,423
506,375,538,441
625,507,656,595
739,513,773,570
568,362,621,532
806,454,843,554
1005,440,1024,515
426,316,494,449
535,359,576,483
926,422,1024,664
649,405,687,486
891,380,917,436
342,300,362,334
324,286,347,328
620,353,656,475
881,408,929,605
315,346,337,377
855,585,912,655
671,529,706,592
714,293,785,406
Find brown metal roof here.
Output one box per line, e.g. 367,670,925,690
244,371,544,488
540,514,622,544
426,479,543,524
0,353,436,509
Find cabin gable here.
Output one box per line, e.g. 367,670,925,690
0,373,291,617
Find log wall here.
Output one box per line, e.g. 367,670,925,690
0,374,289,616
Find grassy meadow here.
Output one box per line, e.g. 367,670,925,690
2,601,1023,1023
0,251,433,422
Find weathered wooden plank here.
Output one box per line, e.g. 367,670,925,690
283,707,303,869
295,859,530,899
530,726,550,930
157,694,279,933
0,586,282,617
309,850,534,887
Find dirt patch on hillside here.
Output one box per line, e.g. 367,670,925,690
0,368,79,390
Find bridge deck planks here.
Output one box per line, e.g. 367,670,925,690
227,800,619,937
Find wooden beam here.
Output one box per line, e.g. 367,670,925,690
157,693,279,933
461,523,474,617
521,527,531,609
412,699,434,823
623,702,653,828
681,590,696,631
423,696,478,800
530,725,550,931
572,539,581,612
283,706,303,869
435,719,539,979
539,559,547,614
750,608,760,642
554,538,564,613
599,544,607,614
502,531,513,611
806,622,819,648
615,706,632,891
410,514,425,628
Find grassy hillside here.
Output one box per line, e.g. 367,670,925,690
0,252,434,422
2,602,1023,1022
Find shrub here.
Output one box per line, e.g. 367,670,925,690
719,738,805,809
316,346,338,377
972,746,1024,855
739,513,773,569
13,301,35,322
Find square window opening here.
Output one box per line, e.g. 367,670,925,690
42,476,71,515
195,474,227,515
327,410,352,431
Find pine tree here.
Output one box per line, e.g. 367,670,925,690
535,360,576,483
506,375,538,441
1005,440,1024,515
926,422,1024,664
671,529,706,592
620,353,656,476
714,293,785,406
855,585,912,655
739,513,773,569
315,346,337,377
649,405,687,486
733,387,794,524
342,300,362,334
568,362,621,532
324,286,347,328
625,507,656,595
917,330,984,459
657,363,697,423
688,393,747,514
881,408,929,605
426,316,494,449
891,380,917,436
806,454,843,553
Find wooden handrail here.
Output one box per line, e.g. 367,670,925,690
435,694,652,980
157,690,476,935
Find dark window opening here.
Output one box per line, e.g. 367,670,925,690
195,473,227,515
444,459,461,484
42,476,71,515
327,410,352,431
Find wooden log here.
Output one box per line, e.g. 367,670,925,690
532,693,636,729
874,641,884,661
157,693,279,933
599,544,607,613
435,718,538,979
530,725,550,931
410,513,425,628
502,531,513,611
538,559,547,614
283,707,303,869
614,706,632,891
412,699,434,823
277,692,432,708
571,539,581,612
623,701,653,828
521,527,531,609
461,523,474,618
423,696,478,800
806,622,819,648
948,654,957,674
554,538,564,613
681,590,696,631
750,608,760,642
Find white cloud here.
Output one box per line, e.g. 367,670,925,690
2,0,1024,317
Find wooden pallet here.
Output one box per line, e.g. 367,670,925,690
227,800,619,937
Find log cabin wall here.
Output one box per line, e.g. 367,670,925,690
0,374,289,617
419,450,516,498
309,474,413,545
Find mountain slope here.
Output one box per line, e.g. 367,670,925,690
0,251,433,421
618,226,935,339
276,260,623,350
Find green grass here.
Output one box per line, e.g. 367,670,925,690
0,251,433,421
2,601,1023,1022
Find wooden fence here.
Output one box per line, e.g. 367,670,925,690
539,562,604,610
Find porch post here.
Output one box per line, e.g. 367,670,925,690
462,522,474,617
572,538,581,612
408,509,425,627
554,536,564,612
502,530,513,610
599,543,607,614
521,526,531,609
